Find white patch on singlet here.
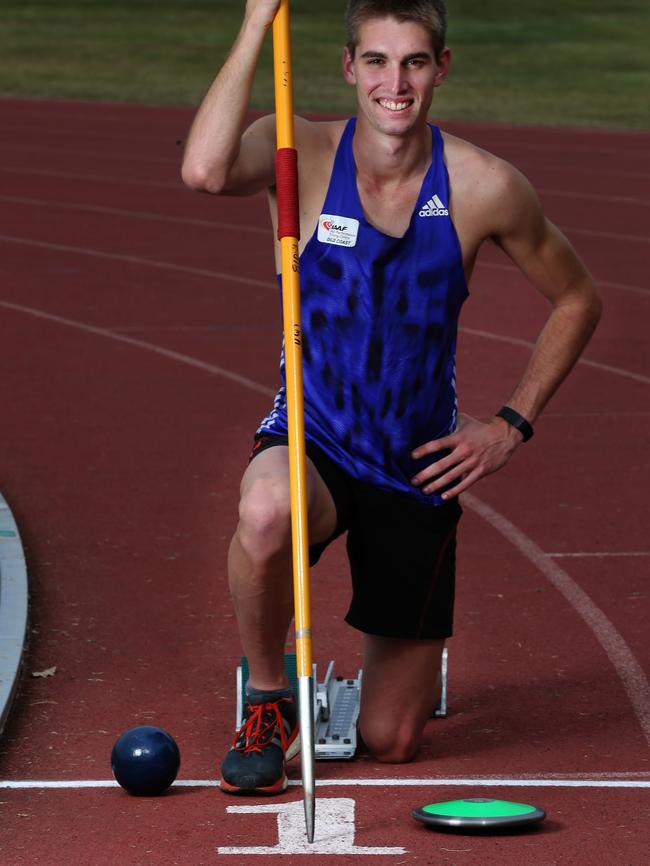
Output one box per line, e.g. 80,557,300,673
318,214,359,247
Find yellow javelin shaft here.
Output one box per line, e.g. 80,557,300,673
272,0,316,844
272,0,312,696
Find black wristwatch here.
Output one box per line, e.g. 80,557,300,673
495,406,534,442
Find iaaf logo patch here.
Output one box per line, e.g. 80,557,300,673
318,214,359,247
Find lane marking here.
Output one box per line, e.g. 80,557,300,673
477,260,649,298
458,137,650,160
0,143,177,166
300,778,650,788
4,143,650,183
109,324,275,334
0,247,648,387
2,162,647,206
464,493,650,748
543,411,650,417
547,551,650,558
0,120,188,146
584,279,649,296
218,799,406,856
0,164,181,190
0,219,647,303
1,776,649,790
537,187,649,207
1,301,648,747
3,193,648,248
0,301,274,398
562,226,650,245
460,325,650,386
2,108,647,158
0,194,269,235
0,234,275,291
504,161,650,182
0,128,650,179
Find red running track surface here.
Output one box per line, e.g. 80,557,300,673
0,98,648,865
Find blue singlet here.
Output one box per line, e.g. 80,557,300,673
258,118,469,504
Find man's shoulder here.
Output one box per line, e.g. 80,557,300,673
250,115,346,187
441,131,511,185
249,113,345,137
441,130,534,213
295,116,348,153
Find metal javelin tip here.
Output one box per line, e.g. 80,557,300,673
298,675,316,842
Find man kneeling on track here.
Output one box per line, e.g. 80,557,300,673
182,0,601,795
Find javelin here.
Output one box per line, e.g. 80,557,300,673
272,0,316,844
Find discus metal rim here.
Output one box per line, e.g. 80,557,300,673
412,798,546,832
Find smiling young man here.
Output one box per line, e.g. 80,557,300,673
182,0,601,795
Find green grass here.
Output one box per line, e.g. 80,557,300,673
0,0,648,127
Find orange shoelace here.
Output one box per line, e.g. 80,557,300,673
234,700,291,754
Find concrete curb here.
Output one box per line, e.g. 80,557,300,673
0,492,29,735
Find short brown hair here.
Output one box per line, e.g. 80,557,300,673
345,0,448,61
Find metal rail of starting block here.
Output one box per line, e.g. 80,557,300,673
236,648,447,760
313,661,362,759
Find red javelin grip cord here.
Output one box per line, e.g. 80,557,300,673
276,148,300,240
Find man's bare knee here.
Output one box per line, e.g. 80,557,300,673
360,723,421,764
237,478,292,564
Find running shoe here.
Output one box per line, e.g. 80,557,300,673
220,693,300,795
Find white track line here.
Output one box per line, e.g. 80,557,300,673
0,165,180,190
0,120,187,146
0,234,275,291
563,226,650,245
0,143,177,165
547,551,650,558
459,326,650,386
464,493,650,748
1,777,649,790
476,260,649,298
3,198,645,297
4,141,650,181
5,128,650,169
3,162,647,206
0,240,648,386
510,162,650,182
537,187,649,207
463,139,650,160
1,300,649,748
0,194,269,235
2,108,647,158
3,192,648,248
560,225,650,244
0,301,274,398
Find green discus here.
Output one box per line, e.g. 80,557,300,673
412,797,546,831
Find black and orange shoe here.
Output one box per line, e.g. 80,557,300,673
220,692,299,795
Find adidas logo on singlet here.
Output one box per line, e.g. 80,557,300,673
418,194,449,217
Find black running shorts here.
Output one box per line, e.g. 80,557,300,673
249,434,462,640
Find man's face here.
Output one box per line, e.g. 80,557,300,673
342,16,450,137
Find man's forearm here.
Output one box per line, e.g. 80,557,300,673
182,11,271,191
503,277,602,425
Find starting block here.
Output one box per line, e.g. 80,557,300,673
236,648,448,760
